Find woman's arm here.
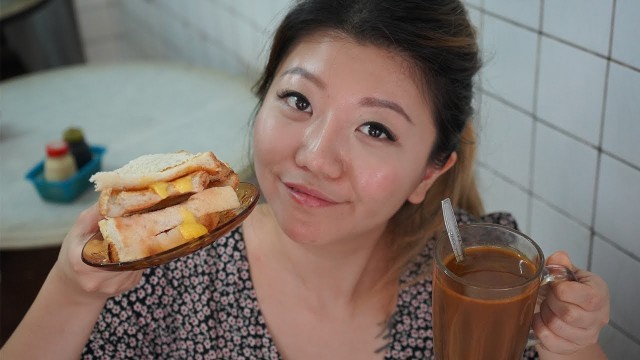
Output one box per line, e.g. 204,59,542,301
0,205,142,359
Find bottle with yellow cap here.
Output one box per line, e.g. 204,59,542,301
63,127,93,169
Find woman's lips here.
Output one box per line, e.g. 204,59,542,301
284,182,338,207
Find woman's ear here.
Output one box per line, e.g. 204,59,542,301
407,152,457,204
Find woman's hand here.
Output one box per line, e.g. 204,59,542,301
52,203,143,302
532,251,610,357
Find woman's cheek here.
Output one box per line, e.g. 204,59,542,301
253,109,302,171
254,110,280,153
357,168,403,200
358,155,427,209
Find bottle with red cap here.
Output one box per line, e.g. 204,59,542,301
44,141,77,181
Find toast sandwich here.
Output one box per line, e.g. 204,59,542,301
89,151,240,262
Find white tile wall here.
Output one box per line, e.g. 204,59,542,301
592,237,640,341
612,0,640,69
475,166,530,232
475,1,640,353
77,0,294,80
466,7,482,36
481,14,538,111
602,63,640,168
477,94,533,188
72,0,141,63
536,37,607,146
599,325,640,359
83,37,135,63
529,198,590,269
74,1,122,42
464,0,483,8
72,0,640,354
595,155,640,258
483,0,540,29
542,0,613,56
533,123,598,225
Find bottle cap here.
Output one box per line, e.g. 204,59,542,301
63,127,85,143
46,141,70,157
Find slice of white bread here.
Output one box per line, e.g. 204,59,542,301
98,171,240,217
99,186,240,262
90,151,233,191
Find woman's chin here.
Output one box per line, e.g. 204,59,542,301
281,226,324,246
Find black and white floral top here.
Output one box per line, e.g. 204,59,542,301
82,211,538,359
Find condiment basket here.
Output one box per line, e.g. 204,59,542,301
26,146,106,203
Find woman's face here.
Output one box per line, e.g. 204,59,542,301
253,32,449,246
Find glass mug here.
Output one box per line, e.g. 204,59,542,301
432,223,576,360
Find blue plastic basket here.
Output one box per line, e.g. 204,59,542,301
26,146,106,203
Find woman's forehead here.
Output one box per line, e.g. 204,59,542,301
277,31,429,100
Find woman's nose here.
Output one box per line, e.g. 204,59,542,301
294,117,345,179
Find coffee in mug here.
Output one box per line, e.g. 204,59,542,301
432,223,575,360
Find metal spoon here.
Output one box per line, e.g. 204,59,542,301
441,198,464,262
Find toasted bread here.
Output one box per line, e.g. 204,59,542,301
90,151,233,191
98,171,240,217
100,186,240,262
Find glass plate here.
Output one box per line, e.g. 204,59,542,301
81,182,260,271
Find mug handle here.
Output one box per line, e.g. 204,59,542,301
526,264,578,347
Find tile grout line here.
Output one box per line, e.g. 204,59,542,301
478,161,640,264
589,0,618,271
479,90,640,173
607,320,640,347
526,0,545,235
480,8,640,74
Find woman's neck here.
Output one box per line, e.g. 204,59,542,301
245,204,395,308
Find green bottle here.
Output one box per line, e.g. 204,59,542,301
63,127,93,169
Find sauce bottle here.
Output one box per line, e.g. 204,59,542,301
44,141,77,181
63,127,93,169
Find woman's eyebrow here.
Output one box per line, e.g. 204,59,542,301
280,67,326,89
280,67,413,124
359,97,413,124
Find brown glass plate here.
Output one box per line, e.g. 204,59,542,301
81,182,260,271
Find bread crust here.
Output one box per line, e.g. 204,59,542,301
90,151,233,191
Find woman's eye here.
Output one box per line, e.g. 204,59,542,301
357,122,396,141
277,90,312,113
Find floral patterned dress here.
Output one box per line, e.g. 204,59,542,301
82,211,538,359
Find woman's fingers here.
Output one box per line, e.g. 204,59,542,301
73,203,102,236
532,313,582,354
545,279,606,326
55,203,144,298
534,251,611,355
545,251,574,270
538,295,601,346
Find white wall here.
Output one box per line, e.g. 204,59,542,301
73,0,640,356
468,0,640,357
73,0,291,80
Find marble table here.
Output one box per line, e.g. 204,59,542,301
0,62,257,249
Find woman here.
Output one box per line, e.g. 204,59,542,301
1,0,609,359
